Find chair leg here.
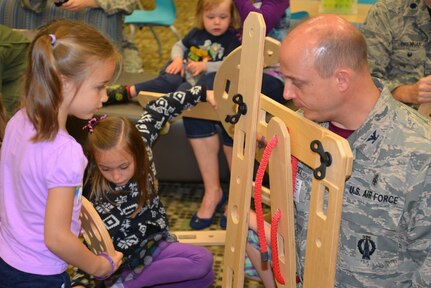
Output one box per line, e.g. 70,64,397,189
127,24,136,43
149,26,162,59
170,25,181,41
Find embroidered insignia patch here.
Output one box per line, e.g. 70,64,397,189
366,130,379,144
357,235,376,260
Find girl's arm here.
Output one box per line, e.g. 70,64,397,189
44,187,123,278
235,0,289,35
170,40,186,61
135,86,207,147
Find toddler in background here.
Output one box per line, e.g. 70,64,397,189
107,0,241,103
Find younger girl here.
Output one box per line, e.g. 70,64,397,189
0,19,123,287
71,86,215,288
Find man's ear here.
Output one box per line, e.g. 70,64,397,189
335,70,350,92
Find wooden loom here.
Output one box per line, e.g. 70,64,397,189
80,12,353,288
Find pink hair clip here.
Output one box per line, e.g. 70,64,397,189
82,114,108,133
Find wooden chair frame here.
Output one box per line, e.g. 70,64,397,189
81,12,353,288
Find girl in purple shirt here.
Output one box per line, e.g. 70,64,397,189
0,19,124,287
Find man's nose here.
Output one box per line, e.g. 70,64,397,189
283,82,295,100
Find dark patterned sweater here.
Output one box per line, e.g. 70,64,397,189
71,86,206,287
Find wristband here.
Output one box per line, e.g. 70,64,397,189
94,253,115,280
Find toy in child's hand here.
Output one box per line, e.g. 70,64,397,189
54,0,69,7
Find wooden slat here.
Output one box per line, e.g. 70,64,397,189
172,230,226,246
222,13,267,288
136,91,219,121
80,197,116,256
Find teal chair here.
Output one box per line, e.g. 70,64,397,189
125,0,180,59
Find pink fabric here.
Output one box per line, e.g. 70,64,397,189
0,109,87,275
235,0,290,35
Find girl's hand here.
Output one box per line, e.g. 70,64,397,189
186,61,207,77
55,0,98,11
94,251,123,279
206,90,217,109
165,58,184,76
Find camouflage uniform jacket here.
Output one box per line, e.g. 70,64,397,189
361,0,431,92
294,80,431,287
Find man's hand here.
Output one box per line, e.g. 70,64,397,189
414,75,431,104
55,0,98,11
393,75,431,104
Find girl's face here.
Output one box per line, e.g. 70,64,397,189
95,145,135,187
67,59,115,120
203,0,231,36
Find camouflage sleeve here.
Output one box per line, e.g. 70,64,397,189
95,0,138,15
135,86,206,147
361,2,401,91
409,165,431,287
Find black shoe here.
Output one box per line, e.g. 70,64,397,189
106,84,130,105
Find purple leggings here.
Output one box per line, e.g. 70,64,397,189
122,242,214,288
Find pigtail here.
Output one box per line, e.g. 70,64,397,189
25,34,62,142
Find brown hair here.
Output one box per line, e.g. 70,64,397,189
85,116,157,218
24,19,121,142
195,0,241,30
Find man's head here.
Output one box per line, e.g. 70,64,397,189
280,15,371,126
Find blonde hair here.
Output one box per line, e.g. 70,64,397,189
24,19,121,142
85,116,157,218
195,0,241,30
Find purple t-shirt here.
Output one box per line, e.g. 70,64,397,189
0,109,87,275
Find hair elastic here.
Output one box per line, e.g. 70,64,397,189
48,34,56,46
93,252,115,280
83,114,108,134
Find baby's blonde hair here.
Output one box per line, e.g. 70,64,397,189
195,0,241,30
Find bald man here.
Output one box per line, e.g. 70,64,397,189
245,15,431,287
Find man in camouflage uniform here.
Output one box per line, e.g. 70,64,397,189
361,0,431,105
246,15,431,287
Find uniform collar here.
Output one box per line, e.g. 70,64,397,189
347,79,397,163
